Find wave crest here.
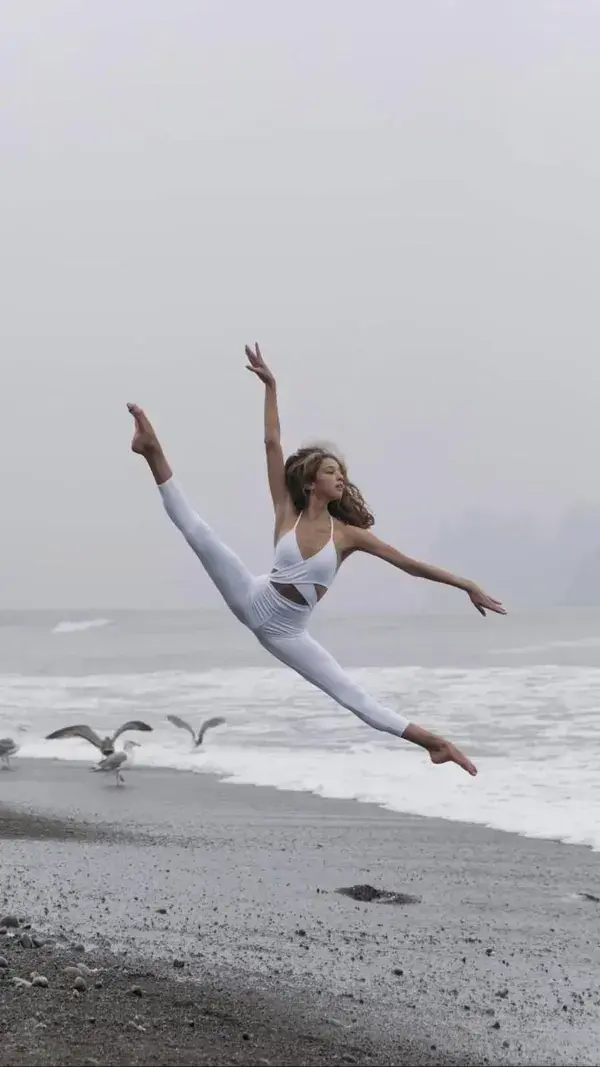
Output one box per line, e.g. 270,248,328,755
52,618,112,634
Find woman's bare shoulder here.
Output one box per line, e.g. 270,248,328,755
333,519,367,559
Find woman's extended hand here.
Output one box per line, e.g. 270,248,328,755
245,342,275,387
467,584,506,617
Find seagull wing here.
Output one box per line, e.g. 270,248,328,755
111,720,153,743
197,716,226,746
45,724,104,750
167,714,196,741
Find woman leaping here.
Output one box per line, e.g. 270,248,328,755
127,344,505,777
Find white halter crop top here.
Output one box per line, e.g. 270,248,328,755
270,512,338,608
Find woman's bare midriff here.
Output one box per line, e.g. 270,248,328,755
270,580,327,605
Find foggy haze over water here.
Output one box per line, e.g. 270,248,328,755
3,1,600,610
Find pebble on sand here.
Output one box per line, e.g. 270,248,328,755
74,976,87,992
64,964,95,980
1,915,19,929
32,975,49,988
336,884,422,905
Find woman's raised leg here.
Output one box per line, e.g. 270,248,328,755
128,404,257,626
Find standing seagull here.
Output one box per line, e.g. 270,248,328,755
92,740,139,786
167,715,226,749
46,720,152,757
0,738,19,770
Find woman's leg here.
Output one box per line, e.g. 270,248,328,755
258,627,477,773
259,630,409,739
127,403,259,625
159,477,257,626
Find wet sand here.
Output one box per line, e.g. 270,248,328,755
2,759,600,1066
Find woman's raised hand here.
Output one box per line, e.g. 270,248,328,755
245,343,275,388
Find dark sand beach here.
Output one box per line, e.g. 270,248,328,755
2,760,600,1066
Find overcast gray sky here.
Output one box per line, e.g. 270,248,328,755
2,0,600,610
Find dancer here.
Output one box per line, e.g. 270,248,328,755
127,345,505,777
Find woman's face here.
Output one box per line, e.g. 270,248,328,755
310,456,345,502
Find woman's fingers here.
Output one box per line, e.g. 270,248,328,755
245,342,265,368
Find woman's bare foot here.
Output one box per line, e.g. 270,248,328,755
402,723,477,776
127,403,159,455
127,404,173,485
428,738,477,776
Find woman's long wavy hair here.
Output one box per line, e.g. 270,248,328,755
284,446,374,529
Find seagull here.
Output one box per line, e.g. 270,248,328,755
45,720,153,757
0,738,19,770
166,715,226,749
92,740,139,786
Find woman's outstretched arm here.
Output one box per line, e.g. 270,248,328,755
245,343,289,512
347,528,506,617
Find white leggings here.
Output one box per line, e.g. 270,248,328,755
159,479,409,740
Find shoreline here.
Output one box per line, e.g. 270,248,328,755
2,761,600,1065
6,754,600,858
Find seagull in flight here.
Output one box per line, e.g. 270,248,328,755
166,715,226,749
0,738,19,770
45,720,152,757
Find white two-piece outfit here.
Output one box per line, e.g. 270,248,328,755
159,478,409,739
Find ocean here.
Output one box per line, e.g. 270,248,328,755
1,606,599,851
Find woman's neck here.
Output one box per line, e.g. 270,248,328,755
304,496,331,521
